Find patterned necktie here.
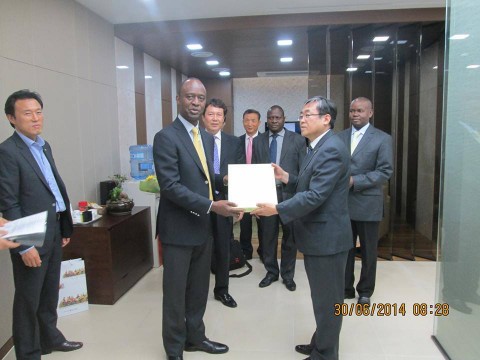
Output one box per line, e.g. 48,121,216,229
246,136,253,164
213,136,220,175
351,131,362,155
192,127,213,200
270,133,278,163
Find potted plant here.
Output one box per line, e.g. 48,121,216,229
106,174,134,215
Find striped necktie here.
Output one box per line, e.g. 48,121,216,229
192,127,213,200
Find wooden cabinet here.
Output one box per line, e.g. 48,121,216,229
63,207,153,305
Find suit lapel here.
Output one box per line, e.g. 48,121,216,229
173,118,206,176
298,131,334,178
13,133,51,191
279,130,290,164
220,133,227,168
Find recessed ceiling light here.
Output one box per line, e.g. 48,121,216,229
280,57,293,63
433,66,438,70
466,64,480,69
346,67,358,72
390,40,408,45
450,34,470,40
374,57,383,61
219,71,230,76
191,51,213,58
373,36,389,42
277,39,293,46
145,75,152,79
365,70,372,74
116,65,129,69
357,55,370,60
206,60,219,66
212,67,229,72
186,44,203,50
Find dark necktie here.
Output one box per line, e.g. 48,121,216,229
270,133,278,163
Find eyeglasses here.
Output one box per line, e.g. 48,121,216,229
298,113,322,121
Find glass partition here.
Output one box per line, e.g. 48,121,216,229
433,0,480,357
307,21,444,261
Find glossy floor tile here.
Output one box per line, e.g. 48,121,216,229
6,261,445,360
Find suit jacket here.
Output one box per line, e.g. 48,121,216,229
338,125,393,221
213,131,242,199
252,129,306,200
276,131,352,256
238,134,247,164
0,132,73,255
154,118,215,246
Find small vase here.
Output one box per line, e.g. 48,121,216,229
106,199,134,216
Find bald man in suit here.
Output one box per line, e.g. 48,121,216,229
154,78,242,360
252,105,305,291
338,97,393,306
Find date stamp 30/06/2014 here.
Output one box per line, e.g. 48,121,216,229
334,303,450,317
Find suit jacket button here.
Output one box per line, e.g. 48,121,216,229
205,180,208,184
52,203,56,207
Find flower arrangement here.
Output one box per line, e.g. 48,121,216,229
139,175,160,194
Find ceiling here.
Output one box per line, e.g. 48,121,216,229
75,0,445,79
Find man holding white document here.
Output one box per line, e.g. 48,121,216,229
252,96,352,360
0,90,82,359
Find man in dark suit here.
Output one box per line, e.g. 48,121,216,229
154,78,242,360
202,98,242,308
0,90,83,359
238,109,263,260
338,97,393,306
252,105,305,291
252,96,352,360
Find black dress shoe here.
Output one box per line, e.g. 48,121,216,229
358,296,371,305
259,274,278,288
283,279,296,291
184,339,229,354
295,344,313,355
214,293,237,308
168,356,183,360
42,340,83,354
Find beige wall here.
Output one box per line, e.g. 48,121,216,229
232,76,308,136
0,0,119,352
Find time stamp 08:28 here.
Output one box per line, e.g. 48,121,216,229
334,303,450,317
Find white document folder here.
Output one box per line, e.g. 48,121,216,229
228,164,278,212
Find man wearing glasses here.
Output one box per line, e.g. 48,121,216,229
252,96,352,360
252,105,305,291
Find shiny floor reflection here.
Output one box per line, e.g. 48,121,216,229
6,261,446,360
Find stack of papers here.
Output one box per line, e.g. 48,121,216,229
2,211,47,247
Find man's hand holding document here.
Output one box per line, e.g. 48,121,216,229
1,211,48,247
228,164,278,212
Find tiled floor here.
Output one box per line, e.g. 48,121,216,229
6,260,445,359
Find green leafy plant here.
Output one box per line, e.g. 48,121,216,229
108,174,130,202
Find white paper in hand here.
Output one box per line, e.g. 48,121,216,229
228,164,278,212
2,211,48,247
